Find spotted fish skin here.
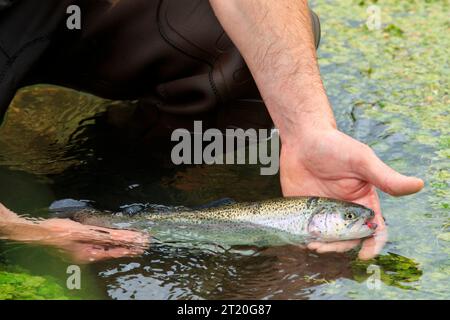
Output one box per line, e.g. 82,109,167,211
70,197,376,248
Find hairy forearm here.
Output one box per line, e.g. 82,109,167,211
0,204,55,242
210,0,336,143
0,207,43,241
0,219,44,241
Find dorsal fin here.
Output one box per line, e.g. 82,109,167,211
306,197,320,209
192,198,236,210
49,199,93,218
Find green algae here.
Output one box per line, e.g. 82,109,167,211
0,265,72,300
313,0,449,299
352,253,423,290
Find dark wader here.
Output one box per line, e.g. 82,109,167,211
0,0,320,141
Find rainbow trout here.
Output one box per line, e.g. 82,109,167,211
53,197,377,248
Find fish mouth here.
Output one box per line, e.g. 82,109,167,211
364,220,378,230
364,209,377,230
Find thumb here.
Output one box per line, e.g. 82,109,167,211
360,148,424,196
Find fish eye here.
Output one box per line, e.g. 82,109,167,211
344,212,356,220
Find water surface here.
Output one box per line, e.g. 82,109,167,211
0,0,448,299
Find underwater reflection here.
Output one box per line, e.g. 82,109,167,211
94,244,357,300
92,242,422,300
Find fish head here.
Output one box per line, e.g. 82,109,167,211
307,201,377,242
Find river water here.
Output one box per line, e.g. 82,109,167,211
0,0,448,299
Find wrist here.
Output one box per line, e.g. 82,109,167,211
272,99,337,147
0,218,32,239
281,119,338,152
0,218,57,243
259,70,337,141
0,203,29,236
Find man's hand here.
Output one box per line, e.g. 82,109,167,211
210,0,424,259
281,128,423,259
0,203,150,263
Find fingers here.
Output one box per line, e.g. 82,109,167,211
360,147,424,196
57,221,150,249
352,186,381,215
307,193,386,258
90,227,150,248
306,189,383,256
39,220,150,263
331,190,387,259
358,208,388,260
358,229,388,260
72,244,146,263
307,239,361,253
